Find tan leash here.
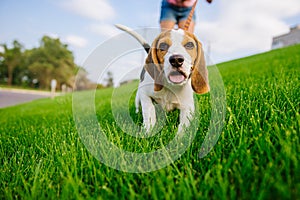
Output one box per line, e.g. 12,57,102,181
183,0,212,31
183,0,198,31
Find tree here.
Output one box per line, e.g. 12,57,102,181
26,36,77,89
0,40,23,85
105,71,114,87
74,67,97,90
0,36,93,90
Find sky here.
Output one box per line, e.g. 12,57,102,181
1,0,300,85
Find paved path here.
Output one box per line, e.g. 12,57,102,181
0,88,52,109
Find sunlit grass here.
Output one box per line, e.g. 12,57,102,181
0,45,299,199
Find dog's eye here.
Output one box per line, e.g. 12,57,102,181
158,42,169,51
184,42,194,50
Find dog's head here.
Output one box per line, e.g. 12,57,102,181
144,29,209,94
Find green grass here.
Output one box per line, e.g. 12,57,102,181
1,44,299,199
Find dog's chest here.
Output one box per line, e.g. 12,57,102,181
152,89,182,112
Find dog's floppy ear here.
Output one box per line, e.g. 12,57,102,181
144,36,164,91
191,37,210,94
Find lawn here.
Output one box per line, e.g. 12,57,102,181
0,44,299,199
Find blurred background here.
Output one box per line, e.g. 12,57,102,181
1,0,299,89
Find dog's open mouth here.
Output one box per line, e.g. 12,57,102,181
168,71,187,84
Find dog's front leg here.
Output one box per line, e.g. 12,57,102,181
178,105,195,135
141,96,156,131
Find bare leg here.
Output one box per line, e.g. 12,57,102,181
160,20,176,31
178,20,195,33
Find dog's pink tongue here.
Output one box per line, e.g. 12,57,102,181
169,74,185,83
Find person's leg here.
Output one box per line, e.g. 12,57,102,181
178,20,195,33
160,20,176,31
160,0,177,31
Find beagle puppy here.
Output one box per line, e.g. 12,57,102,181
116,25,209,135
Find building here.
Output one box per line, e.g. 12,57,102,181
271,24,300,49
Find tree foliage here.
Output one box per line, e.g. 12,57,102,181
0,40,23,85
26,36,77,89
0,36,95,90
105,71,114,87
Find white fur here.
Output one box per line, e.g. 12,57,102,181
164,30,193,86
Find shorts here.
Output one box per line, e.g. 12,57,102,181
159,0,196,23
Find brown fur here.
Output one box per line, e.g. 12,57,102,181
186,31,210,94
144,31,171,91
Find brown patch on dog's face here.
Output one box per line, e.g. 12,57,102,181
144,31,173,91
155,31,172,64
181,32,199,66
184,31,210,94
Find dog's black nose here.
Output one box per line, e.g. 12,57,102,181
169,54,184,68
